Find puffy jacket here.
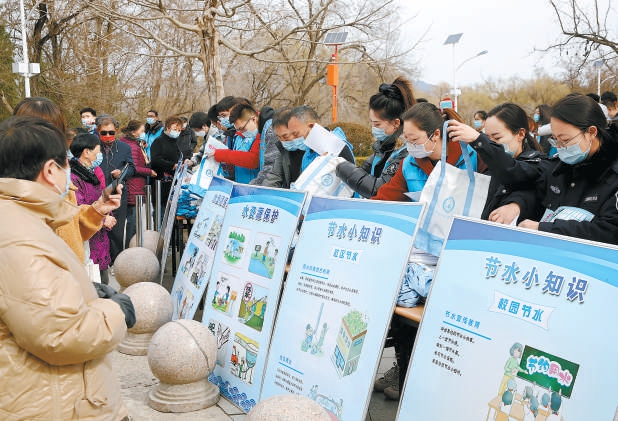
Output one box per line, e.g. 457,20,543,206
336,133,408,198
0,179,128,420
119,135,152,205
150,132,181,179
503,137,618,244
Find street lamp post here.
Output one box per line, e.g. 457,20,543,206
12,0,40,98
454,49,488,109
443,33,488,111
443,33,463,111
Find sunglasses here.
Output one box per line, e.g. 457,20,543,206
100,130,116,136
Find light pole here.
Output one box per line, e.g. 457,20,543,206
593,59,604,98
12,0,40,98
443,33,463,111
454,49,488,109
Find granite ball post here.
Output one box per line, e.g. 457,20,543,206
117,282,174,356
147,319,220,412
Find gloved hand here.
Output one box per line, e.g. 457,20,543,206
110,293,136,328
93,282,118,299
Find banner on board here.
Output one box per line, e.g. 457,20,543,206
201,185,307,412
261,197,425,421
170,177,234,320
398,217,618,420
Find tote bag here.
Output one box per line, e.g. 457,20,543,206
291,155,355,198
416,121,491,256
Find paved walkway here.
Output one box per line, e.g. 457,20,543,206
110,249,399,420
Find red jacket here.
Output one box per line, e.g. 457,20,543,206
119,136,151,205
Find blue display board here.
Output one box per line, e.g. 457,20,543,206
201,185,307,412
261,197,425,421
170,177,234,320
398,217,618,420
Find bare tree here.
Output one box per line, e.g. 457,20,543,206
548,0,617,76
89,0,408,106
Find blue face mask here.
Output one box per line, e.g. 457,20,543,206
503,142,516,157
533,113,540,123
242,128,259,139
372,127,388,142
219,117,234,129
473,120,483,129
168,130,180,139
281,137,307,151
138,132,146,141
91,152,103,169
54,162,71,198
146,117,156,125
557,139,590,165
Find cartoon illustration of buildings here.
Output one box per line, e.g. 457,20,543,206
331,310,368,377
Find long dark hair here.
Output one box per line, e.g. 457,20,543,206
369,76,416,123
551,93,617,146
401,102,463,136
488,103,543,152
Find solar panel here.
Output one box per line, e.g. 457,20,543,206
324,32,349,45
443,33,463,45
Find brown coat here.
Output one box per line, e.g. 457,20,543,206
0,179,128,420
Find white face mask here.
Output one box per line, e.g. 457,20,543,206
195,130,206,138
54,161,71,198
405,133,435,159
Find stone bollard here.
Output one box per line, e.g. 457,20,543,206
113,247,160,291
117,282,173,356
147,319,220,412
128,230,160,255
246,394,332,421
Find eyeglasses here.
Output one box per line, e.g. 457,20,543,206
401,133,432,146
100,130,116,136
549,131,584,148
236,119,251,132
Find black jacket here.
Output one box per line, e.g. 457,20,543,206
335,133,408,198
150,132,181,179
176,127,197,161
535,144,618,244
474,132,618,245
471,133,550,221
100,140,136,186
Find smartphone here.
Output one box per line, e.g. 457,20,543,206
103,163,130,199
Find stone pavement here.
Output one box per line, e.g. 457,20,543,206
113,347,399,421
110,248,399,420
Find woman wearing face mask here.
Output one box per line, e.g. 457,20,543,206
533,104,552,154
473,110,487,132
98,116,136,264
335,77,416,198
70,133,117,285
150,115,183,209
210,103,261,184
120,120,157,247
448,103,546,224
13,97,121,264
371,102,476,400
449,93,618,244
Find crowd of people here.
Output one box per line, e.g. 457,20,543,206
2,79,618,417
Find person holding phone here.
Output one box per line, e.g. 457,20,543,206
98,116,135,265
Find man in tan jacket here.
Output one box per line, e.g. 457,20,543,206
0,116,133,420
